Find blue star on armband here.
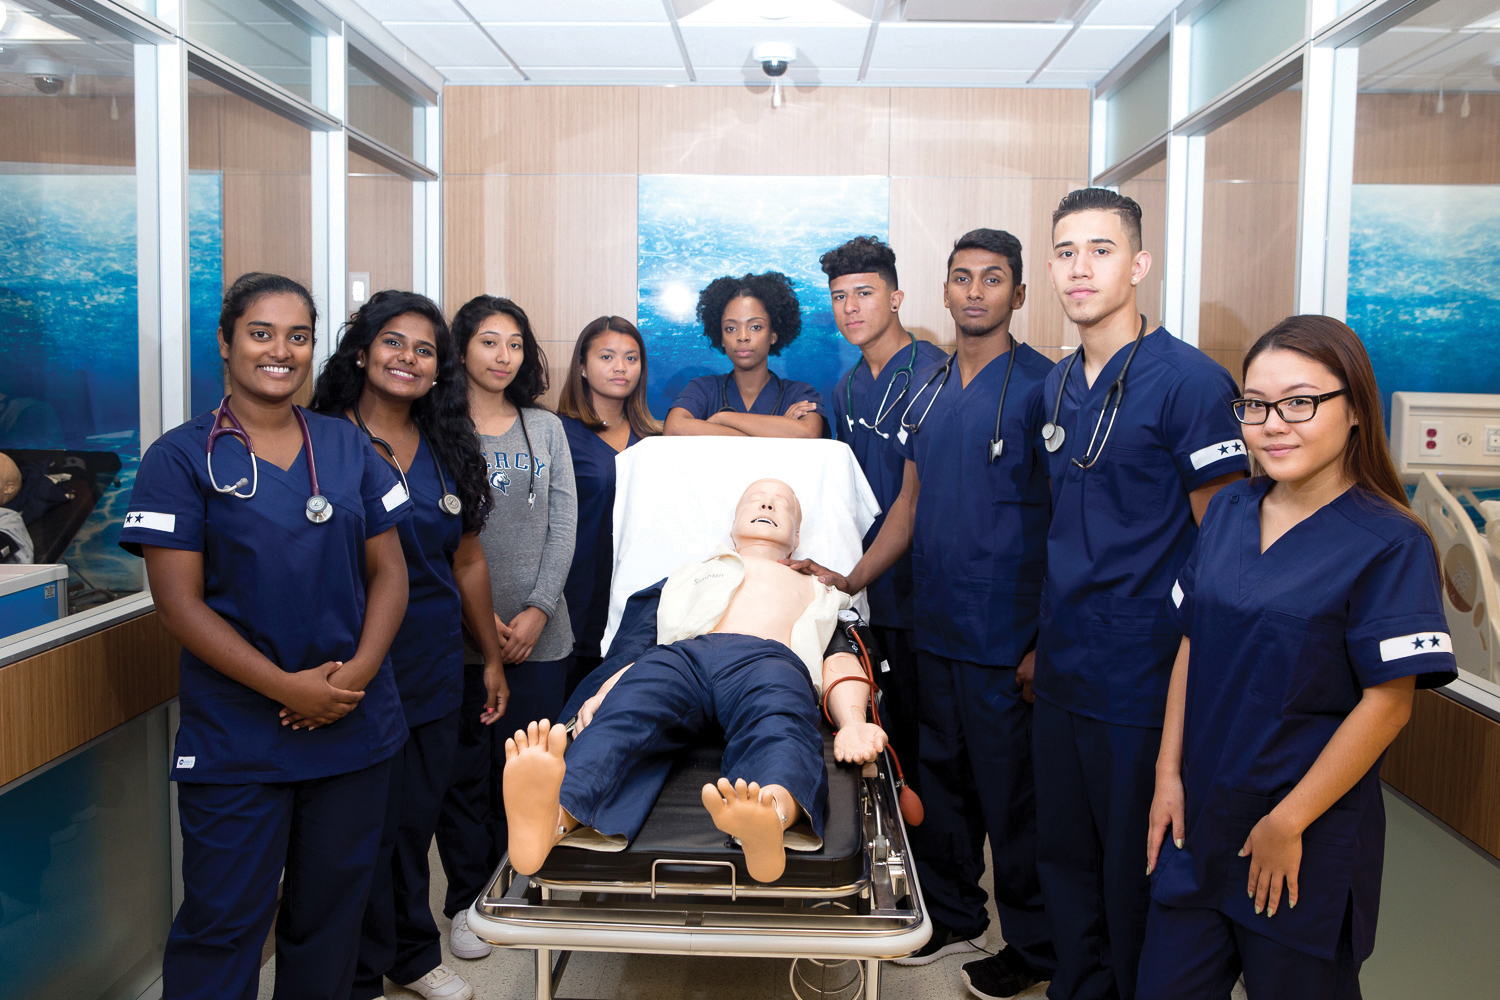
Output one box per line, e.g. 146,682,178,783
1412,636,1425,649
1232,442,1244,452
1219,444,1229,454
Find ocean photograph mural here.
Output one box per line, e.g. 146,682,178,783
637,174,890,420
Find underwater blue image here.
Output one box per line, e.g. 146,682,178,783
189,172,227,417
1347,184,1500,427
637,175,890,420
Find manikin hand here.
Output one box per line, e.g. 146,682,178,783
576,691,606,734
780,557,851,594
834,722,887,764
1015,649,1037,704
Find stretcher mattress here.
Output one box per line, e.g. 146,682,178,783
534,728,865,890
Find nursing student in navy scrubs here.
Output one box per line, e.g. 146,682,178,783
120,273,412,1000
1035,189,1249,1000
554,315,661,700
820,236,946,786
663,271,826,438
310,291,503,1000
1139,316,1456,998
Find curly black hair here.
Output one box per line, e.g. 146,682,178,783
310,290,493,534
450,295,549,407
696,272,802,356
819,236,899,290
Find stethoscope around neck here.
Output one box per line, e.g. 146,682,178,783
720,369,788,416
842,332,918,439
351,406,462,516
1041,314,1147,469
898,334,1018,464
206,395,332,524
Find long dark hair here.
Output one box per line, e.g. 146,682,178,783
555,315,662,438
1243,315,1425,535
219,272,317,343
311,290,492,534
452,295,548,407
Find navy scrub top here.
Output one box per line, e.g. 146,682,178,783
893,343,1053,665
670,371,826,425
1036,327,1249,726
120,408,411,784
387,434,465,728
560,414,638,658
1152,478,1456,962
831,337,949,630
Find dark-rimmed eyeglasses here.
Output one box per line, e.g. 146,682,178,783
1231,390,1347,425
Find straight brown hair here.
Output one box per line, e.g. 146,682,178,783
1243,315,1426,536
555,316,663,438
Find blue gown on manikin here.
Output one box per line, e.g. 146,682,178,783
891,343,1056,970
119,408,410,1000
670,370,826,425
1137,480,1456,999
352,435,467,1000
1034,326,1249,1000
830,337,948,775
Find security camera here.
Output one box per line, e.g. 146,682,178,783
24,59,67,95
753,42,796,78
32,75,63,95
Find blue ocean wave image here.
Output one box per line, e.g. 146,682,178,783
1347,184,1500,427
638,175,890,419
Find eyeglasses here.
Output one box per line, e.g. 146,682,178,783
1231,389,1347,425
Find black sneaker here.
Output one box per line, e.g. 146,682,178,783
893,923,987,966
960,947,1049,999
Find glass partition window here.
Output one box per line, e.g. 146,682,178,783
1189,0,1308,112
183,0,325,107
348,49,424,161
1118,155,1167,330
348,149,414,301
1197,88,1304,379
0,0,143,620
188,73,313,415
1105,47,1170,172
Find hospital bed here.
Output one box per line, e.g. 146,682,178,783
466,437,932,999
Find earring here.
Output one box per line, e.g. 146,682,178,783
432,378,438,384
356,359,364,367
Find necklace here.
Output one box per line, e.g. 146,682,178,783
357,406,418,449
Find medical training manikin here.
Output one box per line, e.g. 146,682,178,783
501,478,888,883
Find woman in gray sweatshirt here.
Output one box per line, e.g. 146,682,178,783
435,295,577,959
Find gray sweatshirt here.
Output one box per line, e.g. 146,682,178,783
474,408,577,663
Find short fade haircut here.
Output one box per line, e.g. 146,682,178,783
1052,187,1143,253
946,229,1023,286
819,235,899,290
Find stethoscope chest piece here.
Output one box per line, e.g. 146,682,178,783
305,494,333,524
440,492,463,516
989,439,1005,461
1041,422,1065,453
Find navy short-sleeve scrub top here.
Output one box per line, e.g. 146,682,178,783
670,371,825,425
120,408,412,784
1152,478,1456,962
560,414,639,658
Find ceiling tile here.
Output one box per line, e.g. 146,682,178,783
434,64,525,82
692,65,860,82
861,67,1036,84
1084,0,1180,27
355,0,467,22
1046,25,1151,71
1031,67,1105,85
680,24,870,68
869,22,1072,71
458,0,667,21
384,22,509,65
524,66,692,81
485,23,684,66
680,0,871,24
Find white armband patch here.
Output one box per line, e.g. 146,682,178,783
1171,580,1184,608
125,511,176,533
1189,439,1247,470
381,483,409,512
1379,631,1451,662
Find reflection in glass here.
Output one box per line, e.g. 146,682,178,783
348,49,423,160
1118,156,1167,330
183,0,324,106
348,150,415,299
1105,48,1169,171
1189,0,1307,112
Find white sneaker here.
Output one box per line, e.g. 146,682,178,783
448,911,492,960
403,964,475,1000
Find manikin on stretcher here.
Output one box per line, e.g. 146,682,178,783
502,478,889,883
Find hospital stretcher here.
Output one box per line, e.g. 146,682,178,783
464,438,932,999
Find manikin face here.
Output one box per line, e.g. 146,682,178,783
730,478,802,557
829,272,903,349
1241,348,1356,487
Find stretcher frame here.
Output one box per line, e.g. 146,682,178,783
466,750,930,1000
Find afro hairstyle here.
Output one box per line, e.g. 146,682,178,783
696,271,803,356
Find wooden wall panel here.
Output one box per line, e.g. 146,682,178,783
1382,689,1500,859
890,176,1082,355
890,89,1089,179
348,151,415,296
0,96,135,167
0,614,179,788
444,86,639,175
638,86,890,176
1354,93,1500,185
1119,156,1167,335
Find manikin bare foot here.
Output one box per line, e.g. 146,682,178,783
503,720,572,875
701,777,795,883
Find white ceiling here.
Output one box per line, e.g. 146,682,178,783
1357,0,1500,92
355,0,1183,88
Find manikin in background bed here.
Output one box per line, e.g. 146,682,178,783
501,478,887,883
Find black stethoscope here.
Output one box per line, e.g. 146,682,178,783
206,395,332,524
841,332,918,439
1041,314,1147,469
487,409,537,509
719,369,788,417
898,335,1018,464
352,407,462,516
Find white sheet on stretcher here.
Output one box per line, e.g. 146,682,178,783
600,437,881,654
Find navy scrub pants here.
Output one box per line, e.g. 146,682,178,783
911,650,1054,974
435,658,567,917
870,625,920,792
1033,698,1160,1000
1137,899,1363,1000
165,759,392,1000
351,709,461,999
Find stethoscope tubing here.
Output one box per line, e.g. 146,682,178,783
719,369,789,419
843,332,919,439
1042,315,1147,469
352,406,462,516
206,395,331,523
898,334,1018,464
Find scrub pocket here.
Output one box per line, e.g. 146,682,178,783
1085,443,1176,523
1087,595,1179,721
1247,611,1359,716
